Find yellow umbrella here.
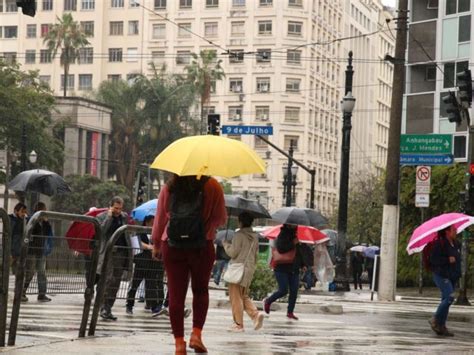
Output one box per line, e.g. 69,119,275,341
150,135,266,178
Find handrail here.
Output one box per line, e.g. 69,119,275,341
88,224,151,336
0,208,11,347
8,211,103,345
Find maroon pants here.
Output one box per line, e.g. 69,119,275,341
162,240,215,338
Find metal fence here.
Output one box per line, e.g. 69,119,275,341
0,208,11,347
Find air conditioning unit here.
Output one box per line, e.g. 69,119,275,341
260,114,269,121
231,114,241,121
260,84,269,92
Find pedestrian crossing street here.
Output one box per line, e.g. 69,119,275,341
8,295,474,354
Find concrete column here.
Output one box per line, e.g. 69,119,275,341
64,127,80,175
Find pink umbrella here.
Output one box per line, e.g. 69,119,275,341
262,224,329,244
407,212,474,255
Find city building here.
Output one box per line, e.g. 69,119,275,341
404,0,471,160
0,0,393,215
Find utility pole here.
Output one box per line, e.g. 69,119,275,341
285,142,294,207
378,0,408,301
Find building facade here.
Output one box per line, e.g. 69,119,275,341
0,0,393,215
404,0,471,161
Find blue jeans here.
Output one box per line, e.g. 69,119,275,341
433,273,455,326
302,269,313,290
267,271,300,313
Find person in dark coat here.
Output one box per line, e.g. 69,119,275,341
428,225,461,337
351,252,364,290
9,202,28,276
23,202,52,302
126,215,164,317
212,241,230,286
263,224,312,320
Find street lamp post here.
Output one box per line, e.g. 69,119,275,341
28,150,38,212
285,141,295,207
335,52,356,292
291,165,298,205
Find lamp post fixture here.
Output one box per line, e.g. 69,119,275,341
29,150,37,166
335,51,356,292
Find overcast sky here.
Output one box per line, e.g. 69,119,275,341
381,0,396,6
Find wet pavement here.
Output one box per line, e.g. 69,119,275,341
1,287,473,354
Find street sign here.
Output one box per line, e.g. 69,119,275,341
416,166,431,194
400,134,452,154
415,194,430,208
221,125,273,135
400,154,454,166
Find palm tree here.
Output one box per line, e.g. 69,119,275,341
44,13,90,97
185,50,225,134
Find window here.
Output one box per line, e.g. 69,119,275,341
231,21,245,37
64,0,77,11
443,61,468,88
284,135,299,150
459,15,471,42
229,106,243,121
289,0,302,6
81,0,95,10
151,51,165,64
110,21,124,35
285,107,300,122
108,74,121,82
206,0,218,7
126,47,138,62
287,49,301,64
254,135,268,149
256,49,271,63
176,51,191,64
229,50,244,64
229,78,243,92
5,0,17,12
42,0,53,11
40,24,51,37
258,21,272,35
286,78,301,92
26,24,36,38
39,75,51,86
256,78,270,93
425,66,437,81
109,48,123,62
288,21,302,36
60,75,75,90
81,21,94,37
78,48,93,64
128,21,139,35
4,26,17,38
154,0,166,9
180,0,192,8
178,23,191,37
204,22,218,37
40,50,52,63
2,52,16,64
256,106,270,121
260,0,272,6
446,0,469,14
111,0,124,7
130,0,140,7
25,50,36,64
152,24,166,39
79,74,93,90
232,0,245,6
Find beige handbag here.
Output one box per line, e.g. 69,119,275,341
223,239,256,284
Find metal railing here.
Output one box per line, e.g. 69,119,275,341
88,225,154,336
0,208,11,347
8,211,103,346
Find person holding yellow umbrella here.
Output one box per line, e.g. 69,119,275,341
151,135,266,355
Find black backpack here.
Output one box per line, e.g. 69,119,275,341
167,178,208,249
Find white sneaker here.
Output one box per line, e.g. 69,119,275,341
228,324,244,332
253,313,264,331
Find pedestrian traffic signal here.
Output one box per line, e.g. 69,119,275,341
457,69,472,107
16,0,36,17
442,91,462,125
207,114,220,135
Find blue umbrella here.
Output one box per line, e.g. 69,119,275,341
363,246,380,259
132,199,157,222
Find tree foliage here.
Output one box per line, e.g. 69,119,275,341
52,174,131,214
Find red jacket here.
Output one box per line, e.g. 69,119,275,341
152,177,227,249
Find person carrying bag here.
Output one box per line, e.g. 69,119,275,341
223,212,264,332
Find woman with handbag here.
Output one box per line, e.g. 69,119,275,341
264,224,312,320
223,212,264,332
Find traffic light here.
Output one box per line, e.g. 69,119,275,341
456,69,472,107
136,177,145,205
16,0,36,17
442,91,462,125
207,114,220,135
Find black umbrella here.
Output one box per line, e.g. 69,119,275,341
271,207,328,228
215,229,235,246
224,194,271,218
8,169,72,196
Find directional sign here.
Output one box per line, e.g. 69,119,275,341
415,194,430,208
400,134,452,154
416,166,431,194
221,125,273,135
400,154,454,166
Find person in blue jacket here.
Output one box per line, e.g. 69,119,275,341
428,225,461,337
